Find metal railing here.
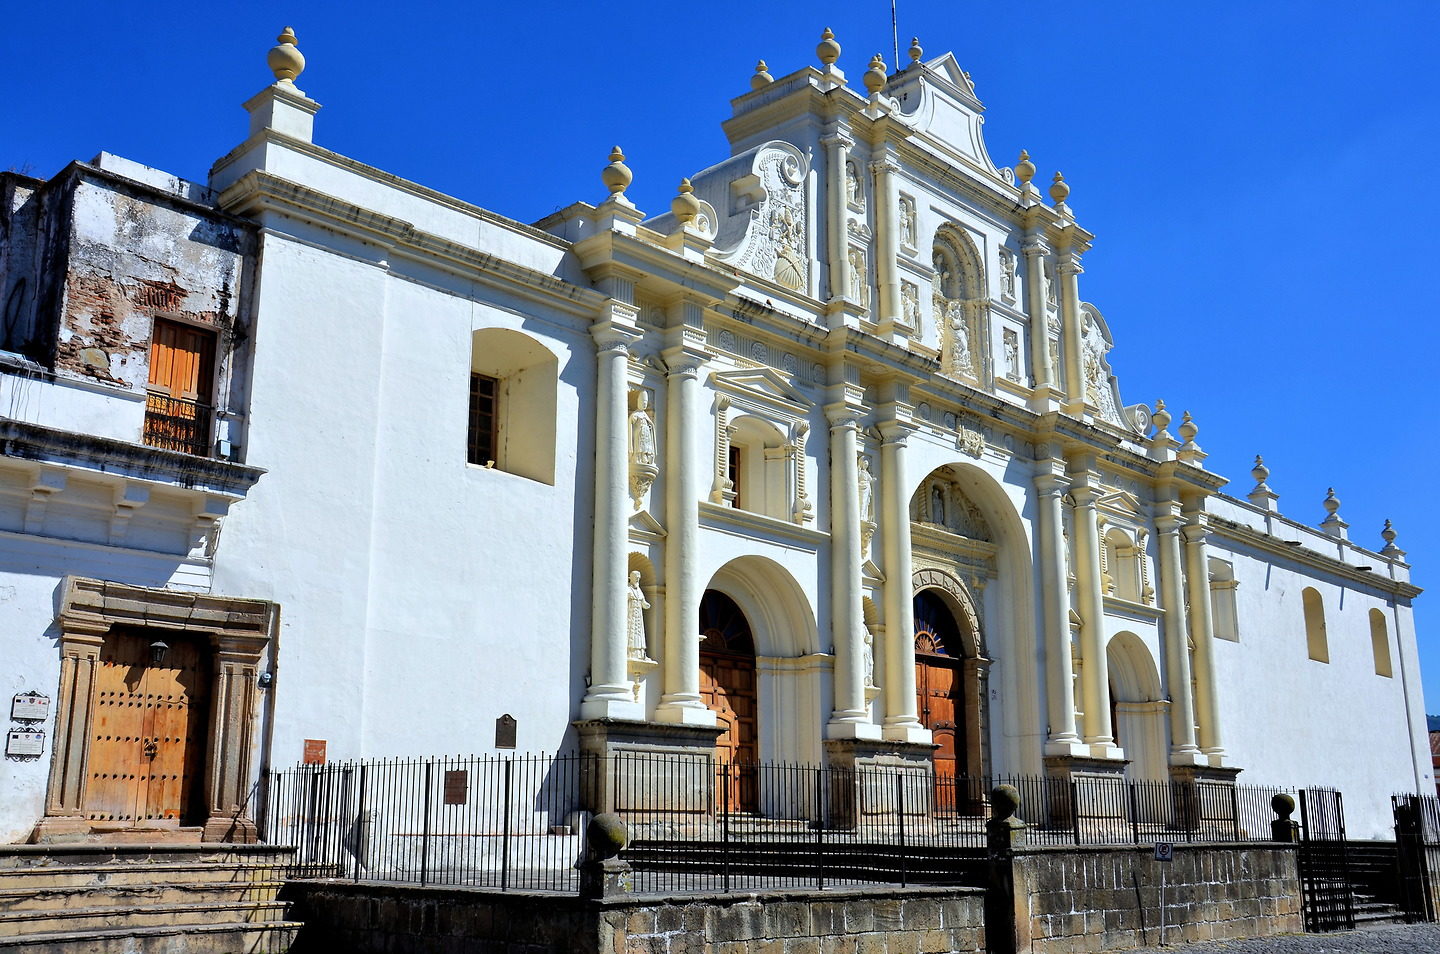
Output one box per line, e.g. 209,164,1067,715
264,752,1306,894
143,392,212,456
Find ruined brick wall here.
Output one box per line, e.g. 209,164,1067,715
283,882,985,954
1011,843,1301,953
0,172,49,359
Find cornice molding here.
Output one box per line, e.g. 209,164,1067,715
1208,517,1421,600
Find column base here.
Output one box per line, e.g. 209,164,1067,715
1168,747,1210,768
202,812,258,844
28,814,90,844
1168,763,1243,785
881,721,933,745
574,718,725,815
824,718,883,741
1087,741,1125,761
1043,737,1091,759
654,697,717,727
579,691,645,722
1043,752,1129,783
1027,386,1064,414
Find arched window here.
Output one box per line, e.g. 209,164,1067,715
1370,608,1392,678
1209,558,1240,642
727,415,790,520
1302,587,1328,662
469,328,557,484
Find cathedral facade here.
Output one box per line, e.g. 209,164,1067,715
0,28,1427,844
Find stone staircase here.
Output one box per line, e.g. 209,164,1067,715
0,843,304,953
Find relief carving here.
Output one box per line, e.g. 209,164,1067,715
716,146,809,292
901,281,920,334
629,390,658,507
899,196,917,248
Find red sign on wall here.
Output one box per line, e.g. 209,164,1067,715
302,739,327,765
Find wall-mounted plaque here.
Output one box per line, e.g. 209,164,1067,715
303,739,327,765
443,769,469,805
495,714,517,749
11,692,49,722
6,729,44,758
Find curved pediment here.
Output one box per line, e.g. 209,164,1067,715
889,53,1001,178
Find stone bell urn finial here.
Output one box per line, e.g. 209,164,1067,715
1381,519,1405,558
267,26,305,85
1151,399,1172,441
601,146,632,199
1050,171,1070,206
1016,150,1036,186
671,179,701,226
908,36,924,67
1320,487,1348,538
817,27,842,66
751,60,774,90
863,54,888,95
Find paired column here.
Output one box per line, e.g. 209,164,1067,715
878,414,926,742
825,404,873,736
657,334,713,724
871,154,901,331
1068,470,1113,747
1154,507,1200,759
1022,239,1056,395
1057,251,1086,414
37,622,107,836
202,634,268,842
581,312,645,721
1182,514,1225,758
1035,468,1081,750
822,129,854,309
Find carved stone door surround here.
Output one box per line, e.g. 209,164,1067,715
33,577,277,844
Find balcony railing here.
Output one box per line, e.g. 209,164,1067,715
143,392,212,457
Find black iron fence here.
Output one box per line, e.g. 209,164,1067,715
1394,792,1440,922
263,752,1306,894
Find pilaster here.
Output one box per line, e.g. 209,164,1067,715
202,634,268,842
871,153,903,338
1034,462,1082,755
1182,511,1226,764
33,621,108,842
877,400,928,744
822,127,855,321
1155,503,1202,764
1067,459,1119,758
1057,249,1087,417
1022,238,1060,411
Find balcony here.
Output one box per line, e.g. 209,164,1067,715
144,393,213,457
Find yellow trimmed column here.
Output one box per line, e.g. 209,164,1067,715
1035,464,1082,752
1155,504,1201,761
1182,513,1225,760
878,405,927,743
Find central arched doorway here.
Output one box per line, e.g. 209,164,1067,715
699,590,758,810
914,590,967,809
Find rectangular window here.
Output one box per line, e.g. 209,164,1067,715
468,373,499,466
728,446,742,509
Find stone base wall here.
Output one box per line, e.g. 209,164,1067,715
282,882,985,954
1010,843,1301,953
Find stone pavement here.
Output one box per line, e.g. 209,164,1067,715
1124,922,1440,953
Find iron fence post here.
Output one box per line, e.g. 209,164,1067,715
1071,779,1081,845
1230,783,1241,842
420,759,433,886
896,772,907,888
501,757,513,891
815,767,825,890
722,766,731,893
1128,781,1140,844
354,763,369,881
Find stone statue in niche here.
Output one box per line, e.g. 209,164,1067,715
629,390,659,508
629,391,656,466
857,455,875,523
845,160,864,209
627,570,652,661
848,247,868,306
1003,328,1020,381
948,302,975,378
999,248,1017,300
863,628,876,688
901,281,920,333
899,197,917,248
930,485,946,525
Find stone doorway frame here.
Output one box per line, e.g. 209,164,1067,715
32,577,278,844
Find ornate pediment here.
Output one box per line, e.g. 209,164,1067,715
1096,490,1144,518
708,142,811,293
628,509,666,543
709,366,813,415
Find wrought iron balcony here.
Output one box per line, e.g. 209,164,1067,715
143,393,213,457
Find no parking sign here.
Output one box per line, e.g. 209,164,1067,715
1154,841,1175,862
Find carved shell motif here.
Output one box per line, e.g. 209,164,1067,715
717,145,809,292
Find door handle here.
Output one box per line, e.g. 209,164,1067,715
143,738,158,760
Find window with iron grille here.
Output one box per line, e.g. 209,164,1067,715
468,373,499,466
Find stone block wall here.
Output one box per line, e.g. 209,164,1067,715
1010,843,1301,953
282,882,985,954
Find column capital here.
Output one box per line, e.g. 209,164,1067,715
825,401,866,430
591,316,641,354
1033,470,1068,497
661,338,710,377
868,156,901,176
821,127,855,150
1056,257,1084,277
1180,521,1209,546
1022,238,1051,258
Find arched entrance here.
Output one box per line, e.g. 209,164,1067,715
1107,632,1167,784
699,590,757,810
913,586,984,810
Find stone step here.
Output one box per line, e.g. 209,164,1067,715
0,900,290,937
0,844,296,872
0,919,302,953
0,861,293,890
0,880,285,912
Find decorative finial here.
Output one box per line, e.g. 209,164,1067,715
601,146,632,198
817,27,841,66
1015,150,1035,185
1381,520,1404,557
1248,454,1280,511
671,178,701,225
267,26,306,85
863,53,887,95
908,37,923,65
1151,399,1172,439
1049,171,1070,206
1176,410,1205,462
1178,411,1197,444
751,60,774,90
1320,487,1348,538
1251,455,1270,487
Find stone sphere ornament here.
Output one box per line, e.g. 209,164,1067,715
817,27,841,66
601,146,632,197
990,784,1021,821
1049,171,1070,206
1015,150,1035,185
586,812,629,860
671,179,701,225
267,27,305,84
751,60,774,90
1271,793,1296,819
863,54,887,95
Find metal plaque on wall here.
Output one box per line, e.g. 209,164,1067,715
6,729,44,759
303,739,327,765
495,714,517,749
443,769,469,805
11,692,49,722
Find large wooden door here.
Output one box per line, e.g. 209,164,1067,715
145,318,215,455
699,590,758,812
914,589,968,812
86,630,210,826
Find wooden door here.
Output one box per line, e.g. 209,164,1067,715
916,656,961,809
145,319,215,455
86,630,210,826
699,589,758,812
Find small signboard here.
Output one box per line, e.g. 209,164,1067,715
443,769,469,805
6,729,44,758
495,714,517,750
11,692,49,722
1154,841,1175,862
303,739,327,765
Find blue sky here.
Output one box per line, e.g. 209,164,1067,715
6,2,1439,709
